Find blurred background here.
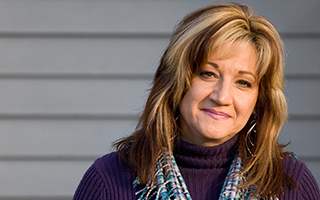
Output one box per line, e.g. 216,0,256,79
0,0,319,199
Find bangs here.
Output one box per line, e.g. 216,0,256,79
191,23,256,74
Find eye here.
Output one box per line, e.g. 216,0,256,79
237,80,252,88
199,71,218,79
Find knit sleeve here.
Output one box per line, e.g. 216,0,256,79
73,152,137,200
300,165,320,200
281,156,320,200
73,164,106,200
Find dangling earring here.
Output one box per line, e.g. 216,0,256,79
174,110,180,121
172,110,179,140
246,114,257,157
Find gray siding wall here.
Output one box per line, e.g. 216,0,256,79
0,0,319,199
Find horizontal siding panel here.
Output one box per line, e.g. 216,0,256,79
285,79,320,116
0,79,318,115
0,1,199,34
284,38,320,77
0,0,318,34
0,160,92,197
247,0,320,34
280,120,320,157
0,79,150,115
0,119,136,157
0,37,318,77
0,37,167,75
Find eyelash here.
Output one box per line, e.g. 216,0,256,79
237,80,252,88
199,71,252,88
199,71,218,78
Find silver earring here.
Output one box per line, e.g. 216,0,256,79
246,115,257,157
174,110,179,121
170,133,178,141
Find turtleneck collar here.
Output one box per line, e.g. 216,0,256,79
174,134,239,169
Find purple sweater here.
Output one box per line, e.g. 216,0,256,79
73,136,320,199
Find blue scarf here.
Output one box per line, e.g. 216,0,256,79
133,150,279,200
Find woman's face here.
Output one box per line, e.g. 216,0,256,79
179,42,259,146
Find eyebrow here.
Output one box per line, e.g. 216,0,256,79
207,62,218,69
239,71,257,81
207,62,257,81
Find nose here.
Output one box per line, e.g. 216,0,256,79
209,79,232,106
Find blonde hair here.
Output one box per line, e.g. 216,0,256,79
115,3,292,198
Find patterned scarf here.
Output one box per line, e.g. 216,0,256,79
133,150,279,200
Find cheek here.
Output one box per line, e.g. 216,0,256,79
180,90,196,113
179,85,206,116
236,91,258,116
181,84,202,106
248,96,258,114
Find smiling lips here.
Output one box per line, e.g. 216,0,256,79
202,108,231,120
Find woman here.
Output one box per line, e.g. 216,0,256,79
73,3,320,199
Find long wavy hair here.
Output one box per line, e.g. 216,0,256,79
114,3,293,198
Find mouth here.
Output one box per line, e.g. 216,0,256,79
202,108,231,120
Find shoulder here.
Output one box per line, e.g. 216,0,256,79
283,154,306,180
73,152,137,200
93,152,136,183
94,152,132,174
281,155,320,199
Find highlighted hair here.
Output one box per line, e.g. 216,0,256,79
115,3,293,198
